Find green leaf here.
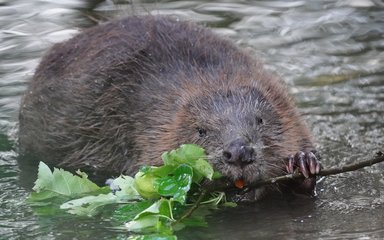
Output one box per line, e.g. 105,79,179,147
113,200,154,222
139,165,176,178
178,144,205,160
133,199,173,220
162,144,205,166
126,199,174,233
29,190,61,203
60,193,117,217
32,161,53,191
126,215,161,232
161,144,213,181
155,165,193,204
59,175,142,217
193,158,214,181
128,234,177,240
134,171,161,199
27,195,69,215
112,175,141,200
30,162,100,201
29,204,64,216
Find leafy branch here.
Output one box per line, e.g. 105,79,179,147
28,147,384,240
29,144,219,239
191,151,384,212
249,152,384,188
220,151,384,191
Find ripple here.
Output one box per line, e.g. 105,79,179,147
0,0,384,239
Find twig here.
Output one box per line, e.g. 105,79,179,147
177,152,384,222
318,152,384,176
174,189,208,224
205,152,384,192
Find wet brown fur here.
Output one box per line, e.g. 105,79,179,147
19,15,315,197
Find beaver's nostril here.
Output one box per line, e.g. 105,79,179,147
223,139,255,165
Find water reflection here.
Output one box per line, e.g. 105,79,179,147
0,0,383,239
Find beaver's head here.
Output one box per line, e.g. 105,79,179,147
172,86,287,194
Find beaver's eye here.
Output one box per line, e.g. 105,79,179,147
257,117,263,125
197,127,207,137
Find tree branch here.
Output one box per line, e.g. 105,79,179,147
318,152,384,176
179,152,384,223
204,151,384,193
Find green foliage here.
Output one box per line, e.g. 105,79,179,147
125,199,174,234
134,171,161,199
162,144,214,182
155,164,193,204
113,201,154,222
60,193,118,216
28,144,230,238
30,162,100,200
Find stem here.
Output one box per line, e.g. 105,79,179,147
174,189,209,224
206,152,384,192
318,152,384,176
176,152,384,223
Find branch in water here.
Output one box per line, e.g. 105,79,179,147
181,152,384,222
318,151,384,176
204,151,384,192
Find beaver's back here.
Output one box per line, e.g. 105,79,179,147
19,15,311,177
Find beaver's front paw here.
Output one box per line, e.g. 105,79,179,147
286,151,321,194
287,151,321,177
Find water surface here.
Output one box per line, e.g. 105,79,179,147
1,0,383,239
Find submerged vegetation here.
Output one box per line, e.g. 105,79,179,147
28,144,227,239
28,144,384,239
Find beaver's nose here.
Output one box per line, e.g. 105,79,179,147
223,139,255,165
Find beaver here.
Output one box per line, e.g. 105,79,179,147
19,15,320,200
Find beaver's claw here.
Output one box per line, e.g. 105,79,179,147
285,151,321,195
287,151,321,178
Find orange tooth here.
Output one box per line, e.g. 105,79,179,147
235,179,245,189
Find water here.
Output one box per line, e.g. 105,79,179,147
1,0,384,239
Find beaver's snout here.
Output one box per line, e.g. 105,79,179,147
222,139,255,167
